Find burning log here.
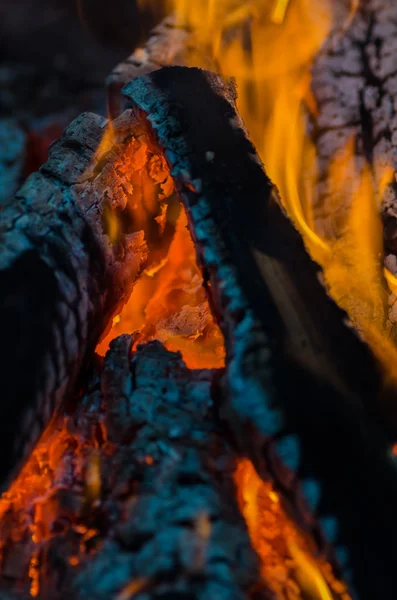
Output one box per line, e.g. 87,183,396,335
123,65,397,599
0,108,178,489
310,1,397,335
107,15,196,118
0,337,266,600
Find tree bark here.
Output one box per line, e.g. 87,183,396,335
0,107,177,489
123,65,397,599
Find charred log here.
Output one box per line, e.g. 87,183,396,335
310,1,397,334
0,108,177,489
107,14,221,119
123,65,397,599
107,15,194,118
0,338,267,600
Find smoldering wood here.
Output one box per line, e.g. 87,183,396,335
123,65,397,599
0,105,179,491
310,0,397,335
0,338,270,600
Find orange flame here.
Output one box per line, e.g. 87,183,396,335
97,210,225,369
140,0,397,383
234,459,350,600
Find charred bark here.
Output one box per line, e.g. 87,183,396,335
0,108,177,489
0,338,267,600
107,15,194,118
106,14,220,119
123,65,397,599
310,0,397,334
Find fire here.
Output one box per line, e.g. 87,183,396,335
138,0,397,380
271,0,291,25
133,0,394,596
97,209,225,369
1,0,395,597
235,459,351,600
307,139,397,380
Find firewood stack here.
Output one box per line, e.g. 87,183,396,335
1,3,397,600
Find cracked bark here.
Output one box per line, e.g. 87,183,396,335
310,0,397,337
0,108,177,489
123,65,397,600
0,338,268,600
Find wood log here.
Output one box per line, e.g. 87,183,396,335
309,1,397,333
0,107,178,489
106,14,222,119
0,337,267,600
107,15,193,118
123,65,397,599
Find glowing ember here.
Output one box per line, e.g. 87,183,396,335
98,210,225,369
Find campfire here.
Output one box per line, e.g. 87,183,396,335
1,1,397,599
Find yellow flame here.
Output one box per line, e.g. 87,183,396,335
271,0,291,24
85,450,102,504
162,0,397,382
131,0,397,594
95,119,117,158
234,459,347,600
288,538,333,600
116,578,148,600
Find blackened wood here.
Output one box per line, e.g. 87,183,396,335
0,106,176,490
310,1,397,333
124,65,397,599
0,338,266,600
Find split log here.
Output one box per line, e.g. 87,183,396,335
0,337,266,600
123,65,397,599
0,107,177,489
309,1,397,333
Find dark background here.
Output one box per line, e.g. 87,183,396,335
0,0,165,203
0,0,165,117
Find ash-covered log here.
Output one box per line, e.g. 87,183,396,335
0,337,268,600
123,65,397,599
0,107,177,489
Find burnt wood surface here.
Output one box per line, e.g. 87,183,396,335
310,0,397,334
0,106,179,490
124,65,397,599
107,15,197,118
0,338,267,600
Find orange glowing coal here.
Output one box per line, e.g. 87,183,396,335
97,209,225,370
